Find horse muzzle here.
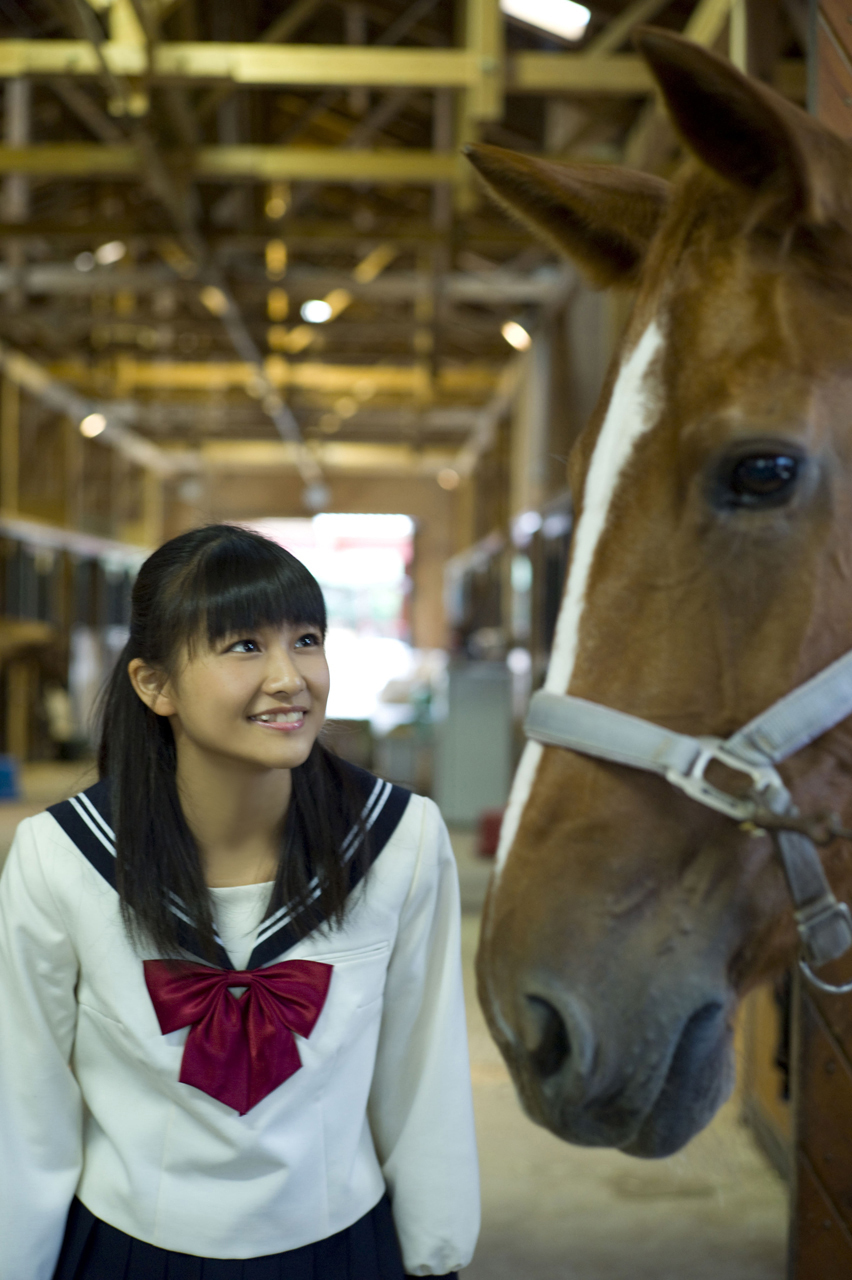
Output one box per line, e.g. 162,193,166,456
491,971,735,1157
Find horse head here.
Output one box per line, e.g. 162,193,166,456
468,29,852,1158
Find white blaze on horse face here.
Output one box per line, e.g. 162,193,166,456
494,320,665,874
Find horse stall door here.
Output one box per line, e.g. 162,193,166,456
784,15,852,1277
789,969,852,1275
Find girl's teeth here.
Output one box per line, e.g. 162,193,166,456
254,711,303,723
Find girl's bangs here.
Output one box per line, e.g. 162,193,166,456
175,534,326,652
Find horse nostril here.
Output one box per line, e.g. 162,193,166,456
521,995,571,1079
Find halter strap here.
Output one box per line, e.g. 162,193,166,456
524,649,852,980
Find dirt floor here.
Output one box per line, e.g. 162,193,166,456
0,769,787,1279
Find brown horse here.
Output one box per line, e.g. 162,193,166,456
468,29,852,1158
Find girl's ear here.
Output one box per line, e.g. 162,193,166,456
127,658,176,718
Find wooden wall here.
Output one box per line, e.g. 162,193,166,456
786,12,852,1275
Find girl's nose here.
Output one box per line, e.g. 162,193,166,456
264,648,306,694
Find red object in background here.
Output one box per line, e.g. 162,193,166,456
477,809,505,858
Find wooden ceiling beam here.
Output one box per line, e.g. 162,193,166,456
194,439,459,474
0,142,459,182
0,39,807,99
0,42,479,87
103,355,499,396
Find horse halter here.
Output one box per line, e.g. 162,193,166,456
524,648,852,995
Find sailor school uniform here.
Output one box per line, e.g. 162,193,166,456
0,764,480,1278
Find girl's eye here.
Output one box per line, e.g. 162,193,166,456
295,632,321,648
228,638,260,653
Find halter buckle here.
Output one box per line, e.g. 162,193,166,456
664,739,788,822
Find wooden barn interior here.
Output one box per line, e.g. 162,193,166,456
0,0,847,1275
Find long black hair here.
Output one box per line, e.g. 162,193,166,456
98,523,367,961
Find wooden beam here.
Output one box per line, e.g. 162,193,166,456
110,355,499,396
510,53,654,93
0,41,479,87
0,216,531,244
464,0,504,121
584,0,673,57
0,376,19,515
0,143,459,182
197,439,459,473
684,0,733,46
0,38,798,96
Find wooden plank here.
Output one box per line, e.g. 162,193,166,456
794,991,852,1231
816,17,852,136
821,0,852,64
791,1153,852,1277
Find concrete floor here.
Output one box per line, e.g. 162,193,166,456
0,770,788,1278
451,829,788,1280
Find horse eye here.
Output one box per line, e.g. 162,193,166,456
721,453,801,507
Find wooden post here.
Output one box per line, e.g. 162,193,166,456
455,0,504,211
0,376,19,515
787,15,852,1277
142,469,164,548
5,656,30,760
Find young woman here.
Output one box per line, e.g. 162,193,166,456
0,524,479,1280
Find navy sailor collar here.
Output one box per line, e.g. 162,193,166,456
48,765,412,971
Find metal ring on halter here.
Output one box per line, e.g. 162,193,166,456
799,957,852,995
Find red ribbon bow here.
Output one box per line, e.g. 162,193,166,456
144,958,333,1115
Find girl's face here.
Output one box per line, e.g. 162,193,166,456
130,621,330,773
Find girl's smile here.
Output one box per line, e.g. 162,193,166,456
248,707,308,730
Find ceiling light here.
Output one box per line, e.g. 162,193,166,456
199,285,229,316
94,240,126,265
500,0,590,41
79,412,107,438
301,299,333,323
501,319,532,351
437,468,460,490
266,239,288,279
265,182,290,220
74,251,95,272
334,395,358,419
267,288,289,322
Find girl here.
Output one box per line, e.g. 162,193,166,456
0,524,479,1280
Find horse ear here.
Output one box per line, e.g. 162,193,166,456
463,143,671,288
634,26,848,224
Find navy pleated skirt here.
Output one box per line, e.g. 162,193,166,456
53,1194,407,1280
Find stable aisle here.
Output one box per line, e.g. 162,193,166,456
453,833,788,1280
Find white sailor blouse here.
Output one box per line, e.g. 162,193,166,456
0,767,480,1279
